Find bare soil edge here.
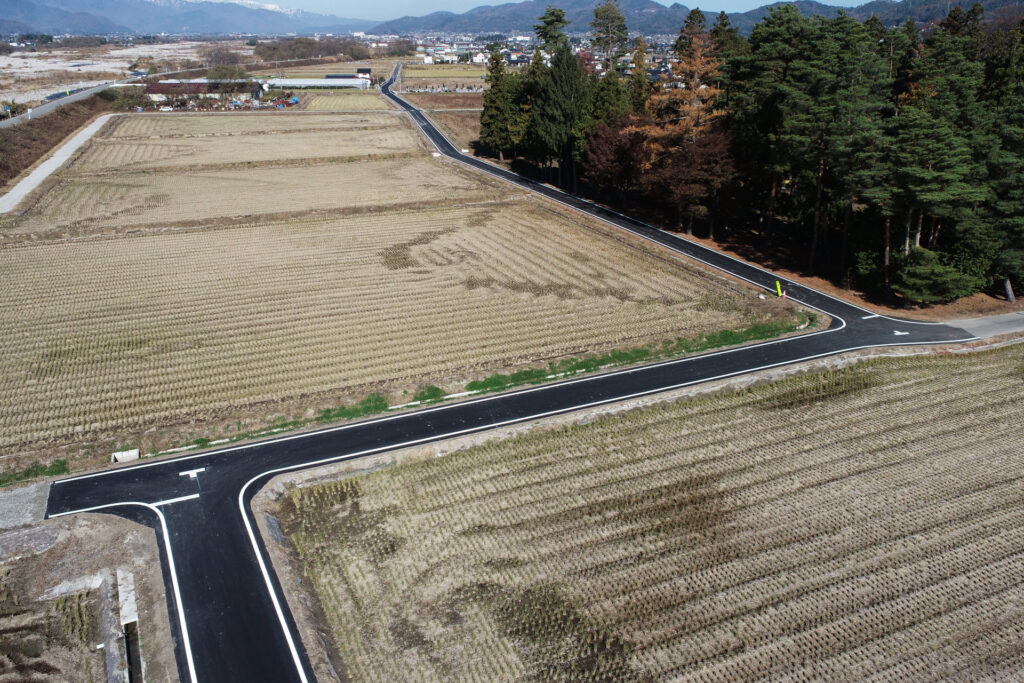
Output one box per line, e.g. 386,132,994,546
0,513,180,682
251,332,1023,682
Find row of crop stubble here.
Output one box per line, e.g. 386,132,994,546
11,112,506,240
280,344,1024,682
0,191,791,460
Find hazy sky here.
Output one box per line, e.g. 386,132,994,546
300,0,861,22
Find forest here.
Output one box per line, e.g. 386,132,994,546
478,2,1024,305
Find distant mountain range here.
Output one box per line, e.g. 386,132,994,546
0,0,377,35
372,0,1021,35
1,0,1020,37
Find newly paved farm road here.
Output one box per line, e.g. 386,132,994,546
45,66,980,683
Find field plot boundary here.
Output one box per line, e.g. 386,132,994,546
255,338,1018,489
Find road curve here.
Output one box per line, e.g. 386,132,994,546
44,65,977,683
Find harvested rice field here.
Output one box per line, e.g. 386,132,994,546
399,65,486,92
279,344,1024,682
403,66,486,80
301,93,395,111
73,113,414,172
0,109,802,467
8,112,501,239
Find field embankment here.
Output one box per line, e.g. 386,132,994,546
0,94,114,189
276,343,1024,681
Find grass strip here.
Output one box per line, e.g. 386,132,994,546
467,315,814,394
0,460,69,488
155,313,817,458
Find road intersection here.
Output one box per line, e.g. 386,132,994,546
44,65,978,683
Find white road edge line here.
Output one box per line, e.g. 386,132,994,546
235,332,976,683
48,500,198,683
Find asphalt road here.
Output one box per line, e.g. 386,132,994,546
45,65,978,683
0,80,129,130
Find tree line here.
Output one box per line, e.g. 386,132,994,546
479,1,1024,306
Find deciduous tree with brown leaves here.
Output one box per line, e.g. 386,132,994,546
642,26,734,235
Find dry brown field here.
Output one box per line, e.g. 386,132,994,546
400,65,487,92
9,112,501,240
73,113,413,173
403,92,484,110
403,65,486,79
427,111,483,154
300,93,395,111
0,109,800,467
280,344,1024,682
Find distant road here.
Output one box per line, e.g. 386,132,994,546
0,81,129,130
44,64,980,683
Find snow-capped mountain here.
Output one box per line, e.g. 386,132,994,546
5,0,378,35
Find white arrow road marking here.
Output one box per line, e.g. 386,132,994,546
178,468,205,479
894,330,910,336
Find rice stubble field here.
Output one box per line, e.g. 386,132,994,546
300,93,397,111
0,107,801,469
277,344,1024,681
403,92,485,153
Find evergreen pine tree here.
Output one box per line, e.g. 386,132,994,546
534,6,570,52
710,11,746,58
480,50,514,160
591,69,629,125
674,8,707,56
591,0,628,70
533,42,591,191
725,4,816,245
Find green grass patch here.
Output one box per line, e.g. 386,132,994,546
0,460,69,488
317,393,389,423
467,314,816,396
160,313,816,456
414,385,446,403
